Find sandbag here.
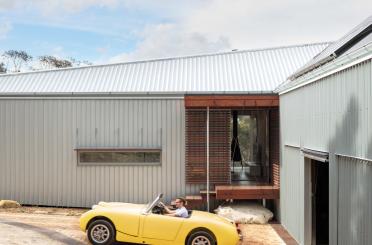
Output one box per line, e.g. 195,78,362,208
0,200,21,208
215,202,273,224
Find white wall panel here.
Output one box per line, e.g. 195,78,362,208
0,98,201,207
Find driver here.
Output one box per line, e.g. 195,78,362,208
160,197,188,218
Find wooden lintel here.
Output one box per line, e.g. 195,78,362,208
215,185,280,200
185,95,279,108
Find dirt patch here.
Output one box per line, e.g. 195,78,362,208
0,212,87,245
239,224,285,245
0,207,293,245
0,206,87,216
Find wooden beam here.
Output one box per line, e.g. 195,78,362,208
185,95,279,108
215,185,280,200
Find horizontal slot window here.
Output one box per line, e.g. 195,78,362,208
76,148,161,166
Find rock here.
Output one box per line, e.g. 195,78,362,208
215,202,273,224
0,200,21,208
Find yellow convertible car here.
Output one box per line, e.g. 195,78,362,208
80,194,241,245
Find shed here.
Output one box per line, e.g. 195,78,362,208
276,16,372,245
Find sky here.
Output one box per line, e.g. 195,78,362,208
0,0,371,66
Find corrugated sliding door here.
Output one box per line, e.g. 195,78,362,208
185,109,231,184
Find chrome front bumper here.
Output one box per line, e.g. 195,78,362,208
236,224,243,241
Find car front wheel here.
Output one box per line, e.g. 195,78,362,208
187,230,217,245
87,219,116,245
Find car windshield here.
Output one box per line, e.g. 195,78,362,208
144,193,163,213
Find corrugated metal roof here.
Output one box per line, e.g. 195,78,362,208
0,42,329,95
290,16,372,79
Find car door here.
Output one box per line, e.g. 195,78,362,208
142,214,185,241
109,210,141,236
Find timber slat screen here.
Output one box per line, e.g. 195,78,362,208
269,109,280,187
186,110,231,184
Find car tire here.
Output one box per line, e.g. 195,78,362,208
87,219,116,245
187,230,217,245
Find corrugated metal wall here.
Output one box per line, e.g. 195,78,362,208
338,156,372,245
0,98,202,207
279,146,305,242
280,59,372,244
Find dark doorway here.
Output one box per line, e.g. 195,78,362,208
311,160,329,245
230,110,269,184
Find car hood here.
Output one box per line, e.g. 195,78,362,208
93,201,147,213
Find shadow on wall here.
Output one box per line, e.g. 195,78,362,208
327,96,358,244
327,95,371,244
367,136,372,160
328,95,359,155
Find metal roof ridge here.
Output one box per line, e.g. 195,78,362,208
0,42,331,78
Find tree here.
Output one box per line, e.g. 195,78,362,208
39,55,73,69
0,62,6,73
69,57,92,67
2,50,32,72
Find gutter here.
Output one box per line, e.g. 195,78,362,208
0,90,277,99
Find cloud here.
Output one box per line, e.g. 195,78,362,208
109,0,372,62
2,0,372,63
0,0,119,13
109,23,230,62
185,0,372,49
0,0,189,14
0,21,12,40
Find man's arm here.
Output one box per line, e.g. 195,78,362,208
165,212,177,217
164,206,176,214
159,202,176,214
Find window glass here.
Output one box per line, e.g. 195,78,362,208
78,150,161,166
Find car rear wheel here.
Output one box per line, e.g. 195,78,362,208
87,219,116,245
187,230,216,245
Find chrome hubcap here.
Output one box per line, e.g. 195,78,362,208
90,224,110,243
192,235,211,245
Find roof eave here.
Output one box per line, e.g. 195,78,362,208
289,22,372,80
0,90,277,98
276,42,372,95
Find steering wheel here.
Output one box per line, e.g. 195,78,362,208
152,203,165,215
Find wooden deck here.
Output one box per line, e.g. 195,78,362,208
215,185,280,200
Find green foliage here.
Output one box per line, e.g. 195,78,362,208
68,57,92,66
2,50,33,72
39,55,73,69
0,62,6,73
1,50,92,73
237,115,257,162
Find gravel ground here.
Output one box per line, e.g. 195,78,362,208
0,207,288,245
239,224,285,245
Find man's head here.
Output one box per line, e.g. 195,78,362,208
175,197,186,208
